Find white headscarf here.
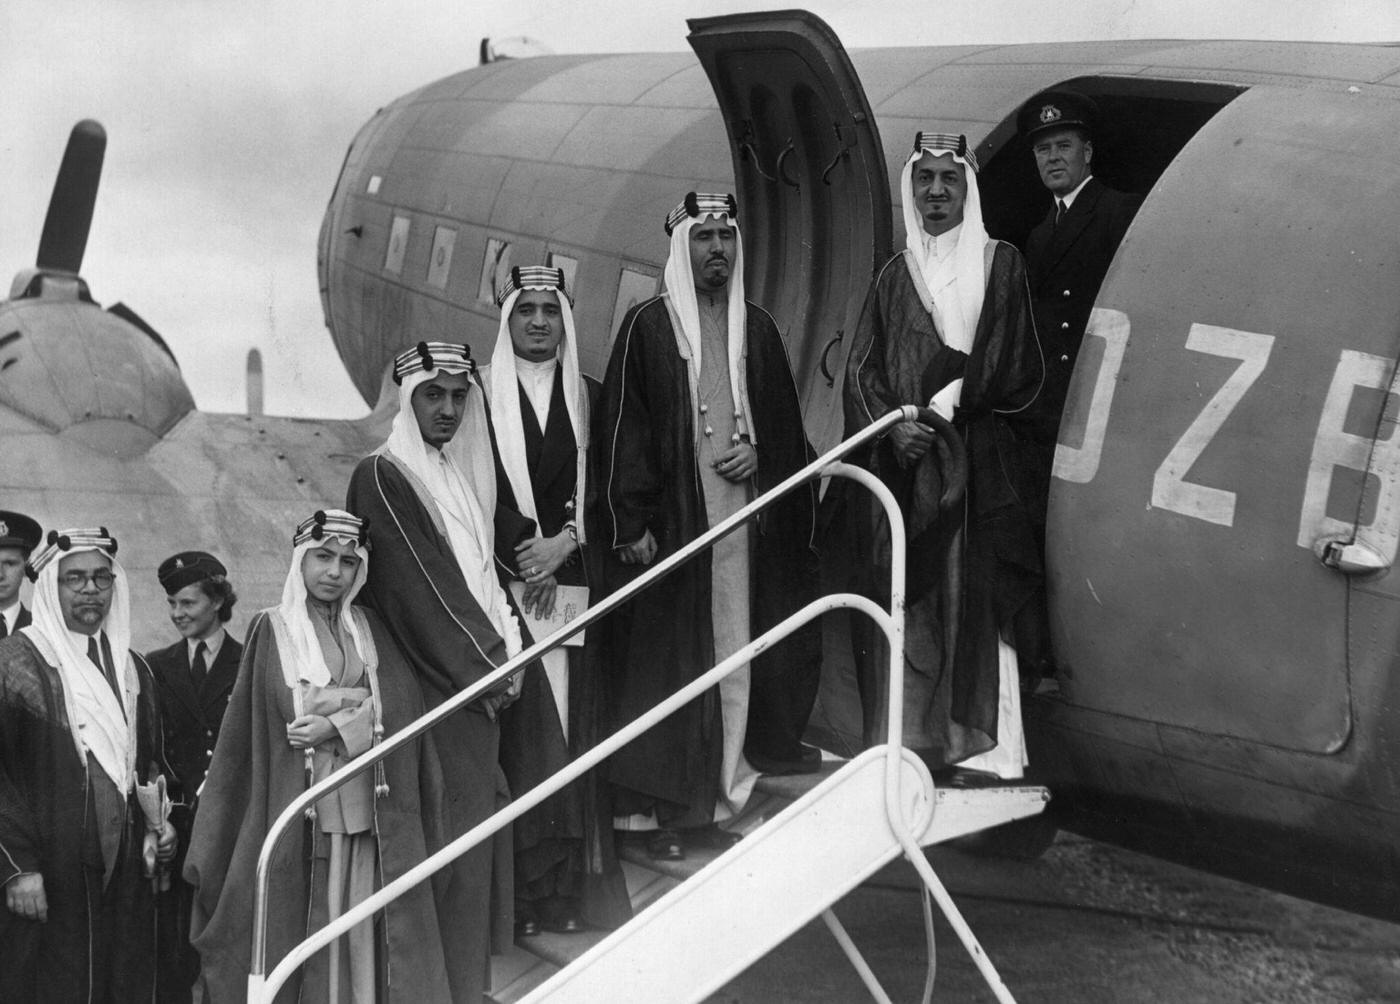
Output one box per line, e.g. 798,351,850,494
22,534,138,793
662,209,756,445
271,513,372,690
485,282,589,543
900,138,992,412
379,358,522,656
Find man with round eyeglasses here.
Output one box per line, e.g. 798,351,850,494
0,528,176,1002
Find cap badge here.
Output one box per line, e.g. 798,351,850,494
1039,104,1061,124
175,557,184,567
0,522,9,538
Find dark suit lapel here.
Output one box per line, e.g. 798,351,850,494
534,370,576,494
162,644,206,723
1041,178,1104,275
15,605,30,630
518,383,546,498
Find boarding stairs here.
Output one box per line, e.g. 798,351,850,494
247,406,1049,1004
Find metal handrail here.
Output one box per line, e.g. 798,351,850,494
248,404,989,1001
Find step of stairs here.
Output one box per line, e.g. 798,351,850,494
487,753,1048,1003
486,765,835,1002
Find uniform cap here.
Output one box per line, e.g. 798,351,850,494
0,511,43,555
157,551,227,595
1018,89,1098,140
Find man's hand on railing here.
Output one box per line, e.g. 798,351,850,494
618,528,658,565
890,419,936,467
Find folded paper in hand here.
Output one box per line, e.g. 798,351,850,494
509,582,588,647
135,774,172,889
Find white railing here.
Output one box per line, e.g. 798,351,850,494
247,404,1015,1003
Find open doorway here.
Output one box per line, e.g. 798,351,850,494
978,77,1247,248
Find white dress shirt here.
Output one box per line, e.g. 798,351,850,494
515,356,559,432
187,627,226,669
1057,173,1094,213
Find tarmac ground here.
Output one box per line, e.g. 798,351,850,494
710,832,1400,1003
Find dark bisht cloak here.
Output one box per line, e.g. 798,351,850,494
345,451,519,993
490,370,632,928
0,635,166,1003
596,295,819,827
184,609,470,1003
846,242,1044,754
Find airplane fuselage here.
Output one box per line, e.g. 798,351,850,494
315,32,1400,919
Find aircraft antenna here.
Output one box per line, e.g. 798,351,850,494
246,348,264,417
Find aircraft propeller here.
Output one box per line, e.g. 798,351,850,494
35,119,105,275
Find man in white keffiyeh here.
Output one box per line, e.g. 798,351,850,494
346,341,527,998
482,265,631,937
0,527,176,1002
597,192,821,860
847,131,1045,781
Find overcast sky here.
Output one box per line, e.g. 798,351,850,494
3,0,1397,418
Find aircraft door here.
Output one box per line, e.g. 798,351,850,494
687,11,891,455
1050,86,1400,752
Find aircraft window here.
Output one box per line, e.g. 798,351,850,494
478,238,512,304
548,252,579,298
609,267,661,352
366,175,382,196
383,215,410,275
427,226,456,289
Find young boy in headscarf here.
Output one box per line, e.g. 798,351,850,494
185,510,467,1003
846,132,1045,780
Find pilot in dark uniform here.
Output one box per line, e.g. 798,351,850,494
1018,91,1142,678
145,551,242,1003
1019,89,1142,449
0,511,42,635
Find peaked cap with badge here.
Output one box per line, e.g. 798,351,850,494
157,550,228,596
1018,88,1099,141
0,510,43,556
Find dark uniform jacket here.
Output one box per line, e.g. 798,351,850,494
1023,176,1141,446
146,632,243,814
146,632,245,1000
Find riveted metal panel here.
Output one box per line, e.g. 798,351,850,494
1049,85,1400,752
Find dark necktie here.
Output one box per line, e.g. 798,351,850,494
1054,199,1067,230
87,634,120,700
0,613,8,639
192,640,208,689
